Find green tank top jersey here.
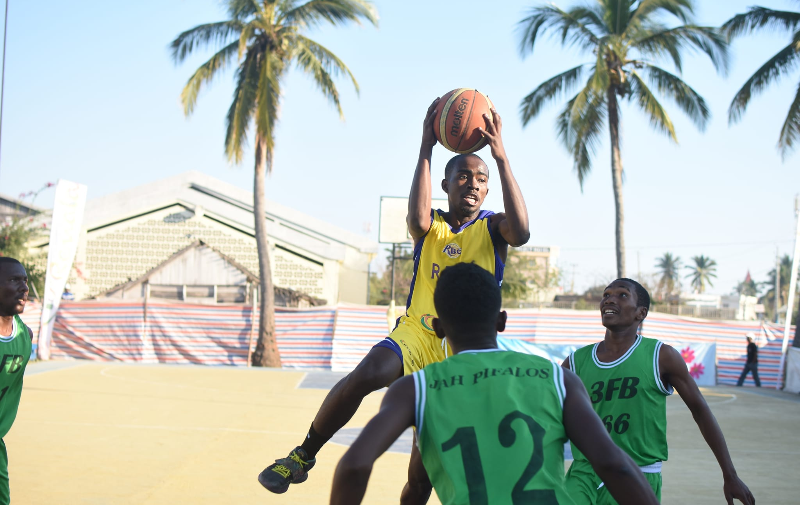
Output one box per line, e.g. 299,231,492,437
568,335,672,467
0,315,31,439
412,349,575,505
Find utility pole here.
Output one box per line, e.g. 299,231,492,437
778,195,800,389
775,247,781,324
0,0,10,178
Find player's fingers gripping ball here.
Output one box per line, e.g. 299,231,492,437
433,88,494,154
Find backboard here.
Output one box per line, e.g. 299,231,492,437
379,196,449,243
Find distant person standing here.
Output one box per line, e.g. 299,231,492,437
0,258,33,505
736,336,761,387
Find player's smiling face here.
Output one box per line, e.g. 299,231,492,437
600,281,643,329
442,157,489,217
0,262,29,317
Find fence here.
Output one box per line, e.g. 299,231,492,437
17,301,792,387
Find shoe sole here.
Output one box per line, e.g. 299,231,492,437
257,470,290,494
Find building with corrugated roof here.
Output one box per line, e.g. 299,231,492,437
30,171,378,305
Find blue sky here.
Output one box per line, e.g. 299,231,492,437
1,0,799,295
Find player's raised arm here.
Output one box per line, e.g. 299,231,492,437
407,99,440,240
479,110,530,247
562,369,660,505
330,375,416,505
660,345,755,505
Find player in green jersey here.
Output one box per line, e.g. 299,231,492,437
330,264,658,505
563,278,754,505
0,258,33,505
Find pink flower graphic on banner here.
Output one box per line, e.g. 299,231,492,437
681,346,695,364
689,363,705,379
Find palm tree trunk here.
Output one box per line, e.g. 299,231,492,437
251,134,281,367
607,87,626,278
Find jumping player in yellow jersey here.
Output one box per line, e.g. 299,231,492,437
259,98,530,503
0,258,33,505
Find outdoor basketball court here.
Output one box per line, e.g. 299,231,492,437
9,361,799,504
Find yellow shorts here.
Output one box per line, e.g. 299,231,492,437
374,315,453,375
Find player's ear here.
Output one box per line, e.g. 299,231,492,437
496,310,507,333
432,317,446,340
636,307,648,322
441,179,448,194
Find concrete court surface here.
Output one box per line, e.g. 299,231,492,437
6,361,800,504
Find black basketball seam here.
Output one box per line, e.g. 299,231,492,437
455,89,477,153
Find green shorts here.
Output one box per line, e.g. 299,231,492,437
0,439,8,505
565,460,662,504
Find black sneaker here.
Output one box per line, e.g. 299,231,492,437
258,447,316,494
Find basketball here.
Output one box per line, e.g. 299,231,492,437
433,88,495,154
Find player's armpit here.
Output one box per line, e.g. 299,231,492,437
562,370,659,505
561,355,570,370
330,376,416,505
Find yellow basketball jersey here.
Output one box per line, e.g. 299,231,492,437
404,209,503,329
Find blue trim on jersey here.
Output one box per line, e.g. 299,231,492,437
442,208,495,233
373,337,403,366
405,228,428,312
485,216,505,287
405,209,497,313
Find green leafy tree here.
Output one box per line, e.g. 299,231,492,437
172,0,378,366
517,0,727,278
655,252,681,301
368,247,414,306
0,184,53,298
686,255,717,293
501,248,533,304
761,254,792,321
723,4,800,158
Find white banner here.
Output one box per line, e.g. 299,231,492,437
784,348,800,394
38,180,87,360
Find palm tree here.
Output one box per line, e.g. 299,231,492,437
517,0,727,277
172,0,378,366
654,252,681,301
722,4,800,159
686,255,717,294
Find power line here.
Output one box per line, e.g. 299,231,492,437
561,239,794,252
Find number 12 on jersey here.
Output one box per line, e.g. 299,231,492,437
440,410,558,505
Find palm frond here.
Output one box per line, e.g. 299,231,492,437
518,5,601,57
778,80,800,159
227,0,261,20
642,64,709,130
627,0,694,33
254,51,285,171
282,0,378,28
225,47,262,165
180,41,240,116
722,7,800,40
170,21,243,64
628,70,677,141
600,0,634,35
557,86,607,189
294,35,359,119
633,25,729,75
520,65,585,126
729,35,800,124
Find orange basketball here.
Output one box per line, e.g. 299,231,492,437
433,88,494,154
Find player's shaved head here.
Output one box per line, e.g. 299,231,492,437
444,153,488,179
608,278,651,311
434,263,502,342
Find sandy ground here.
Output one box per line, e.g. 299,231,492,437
7,361,799,504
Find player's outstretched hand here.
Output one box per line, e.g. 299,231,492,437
724,475,754,505
421,98,439,149
478,108,507,162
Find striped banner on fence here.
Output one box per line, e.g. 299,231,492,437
31,300,795,387
331,305,391,372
